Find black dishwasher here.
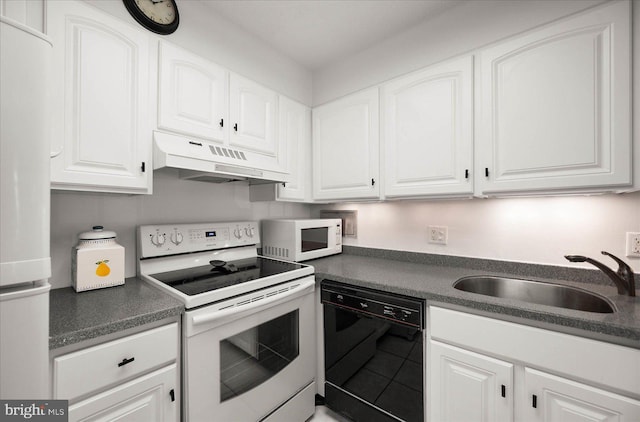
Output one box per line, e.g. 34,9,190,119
321,280,425,422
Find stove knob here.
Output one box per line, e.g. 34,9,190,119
233,228,243,239
244,226,255,237
151,232,166,247
170,230,183,245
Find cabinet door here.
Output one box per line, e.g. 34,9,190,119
68,364,178,422
312,87,380,200
430,340,513,422
277,96,311,201
476,0,631,195
48,0,152,194
382,55,473,198
229,74,278,157
158,41,228,144
524,367,640,422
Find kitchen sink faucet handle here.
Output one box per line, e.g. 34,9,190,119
600,251,635,297
565,253,635,297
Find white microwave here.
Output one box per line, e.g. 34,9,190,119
261,218,342,262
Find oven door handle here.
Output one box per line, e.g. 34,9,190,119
191,278,315,328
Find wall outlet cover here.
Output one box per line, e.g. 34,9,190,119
320,209,357,237
626,232,640,257
428,226,448,245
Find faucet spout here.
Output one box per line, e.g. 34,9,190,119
564,251,635,297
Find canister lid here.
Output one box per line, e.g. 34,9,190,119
79,226,117,240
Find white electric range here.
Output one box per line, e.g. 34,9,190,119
137,221,317,422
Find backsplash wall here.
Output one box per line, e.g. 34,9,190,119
313,192,640,273
50,171,311,289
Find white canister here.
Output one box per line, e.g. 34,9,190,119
72,226,125,292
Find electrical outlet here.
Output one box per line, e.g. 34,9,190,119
428,226,448,245
626,232,640,257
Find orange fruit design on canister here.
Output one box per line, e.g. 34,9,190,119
95,260,111,277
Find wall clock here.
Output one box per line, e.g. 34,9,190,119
123,0,179,35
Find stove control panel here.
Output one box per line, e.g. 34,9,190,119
138,221,260,259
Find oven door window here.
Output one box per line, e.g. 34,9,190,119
301,227,328,252
220,310,299,401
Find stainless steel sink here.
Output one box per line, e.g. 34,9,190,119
453,276,616,313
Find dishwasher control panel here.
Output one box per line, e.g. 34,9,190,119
321,280,423,329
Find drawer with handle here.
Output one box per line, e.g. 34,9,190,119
53,323,178,401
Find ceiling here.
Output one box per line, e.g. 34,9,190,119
198,1,463,71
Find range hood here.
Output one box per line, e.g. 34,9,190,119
153,131,290,184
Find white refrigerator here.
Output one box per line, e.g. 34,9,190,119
0,16,52,399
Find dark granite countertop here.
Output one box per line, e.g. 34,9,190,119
50,277,184,350
309,247,640,349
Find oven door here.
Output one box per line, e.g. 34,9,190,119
184,277,316,422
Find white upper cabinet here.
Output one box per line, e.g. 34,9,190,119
158,41,228,144
382,55,474,198
48,0,152,194
277,96,311,201
229,74,279,158
312,87,380,201
475,0,631,195
157,43,285,174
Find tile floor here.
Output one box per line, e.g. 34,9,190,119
307,405,351,422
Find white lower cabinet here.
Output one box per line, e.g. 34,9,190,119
52,323,179,422
524,368,640,422
430,340,513,422
68,364,177,422
428,306,640,422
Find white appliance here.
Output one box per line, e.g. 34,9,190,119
261,218,342,262
0,16,52,399
137,221,316,421
153,131,291,184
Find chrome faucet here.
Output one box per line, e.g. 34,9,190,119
565,251,636,297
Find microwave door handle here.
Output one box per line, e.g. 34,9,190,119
191,278,315,327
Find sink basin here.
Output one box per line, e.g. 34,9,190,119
453,276,616,313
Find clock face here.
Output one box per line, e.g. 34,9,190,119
123,0,179,35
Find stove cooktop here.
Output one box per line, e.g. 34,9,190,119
149,257,307,297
